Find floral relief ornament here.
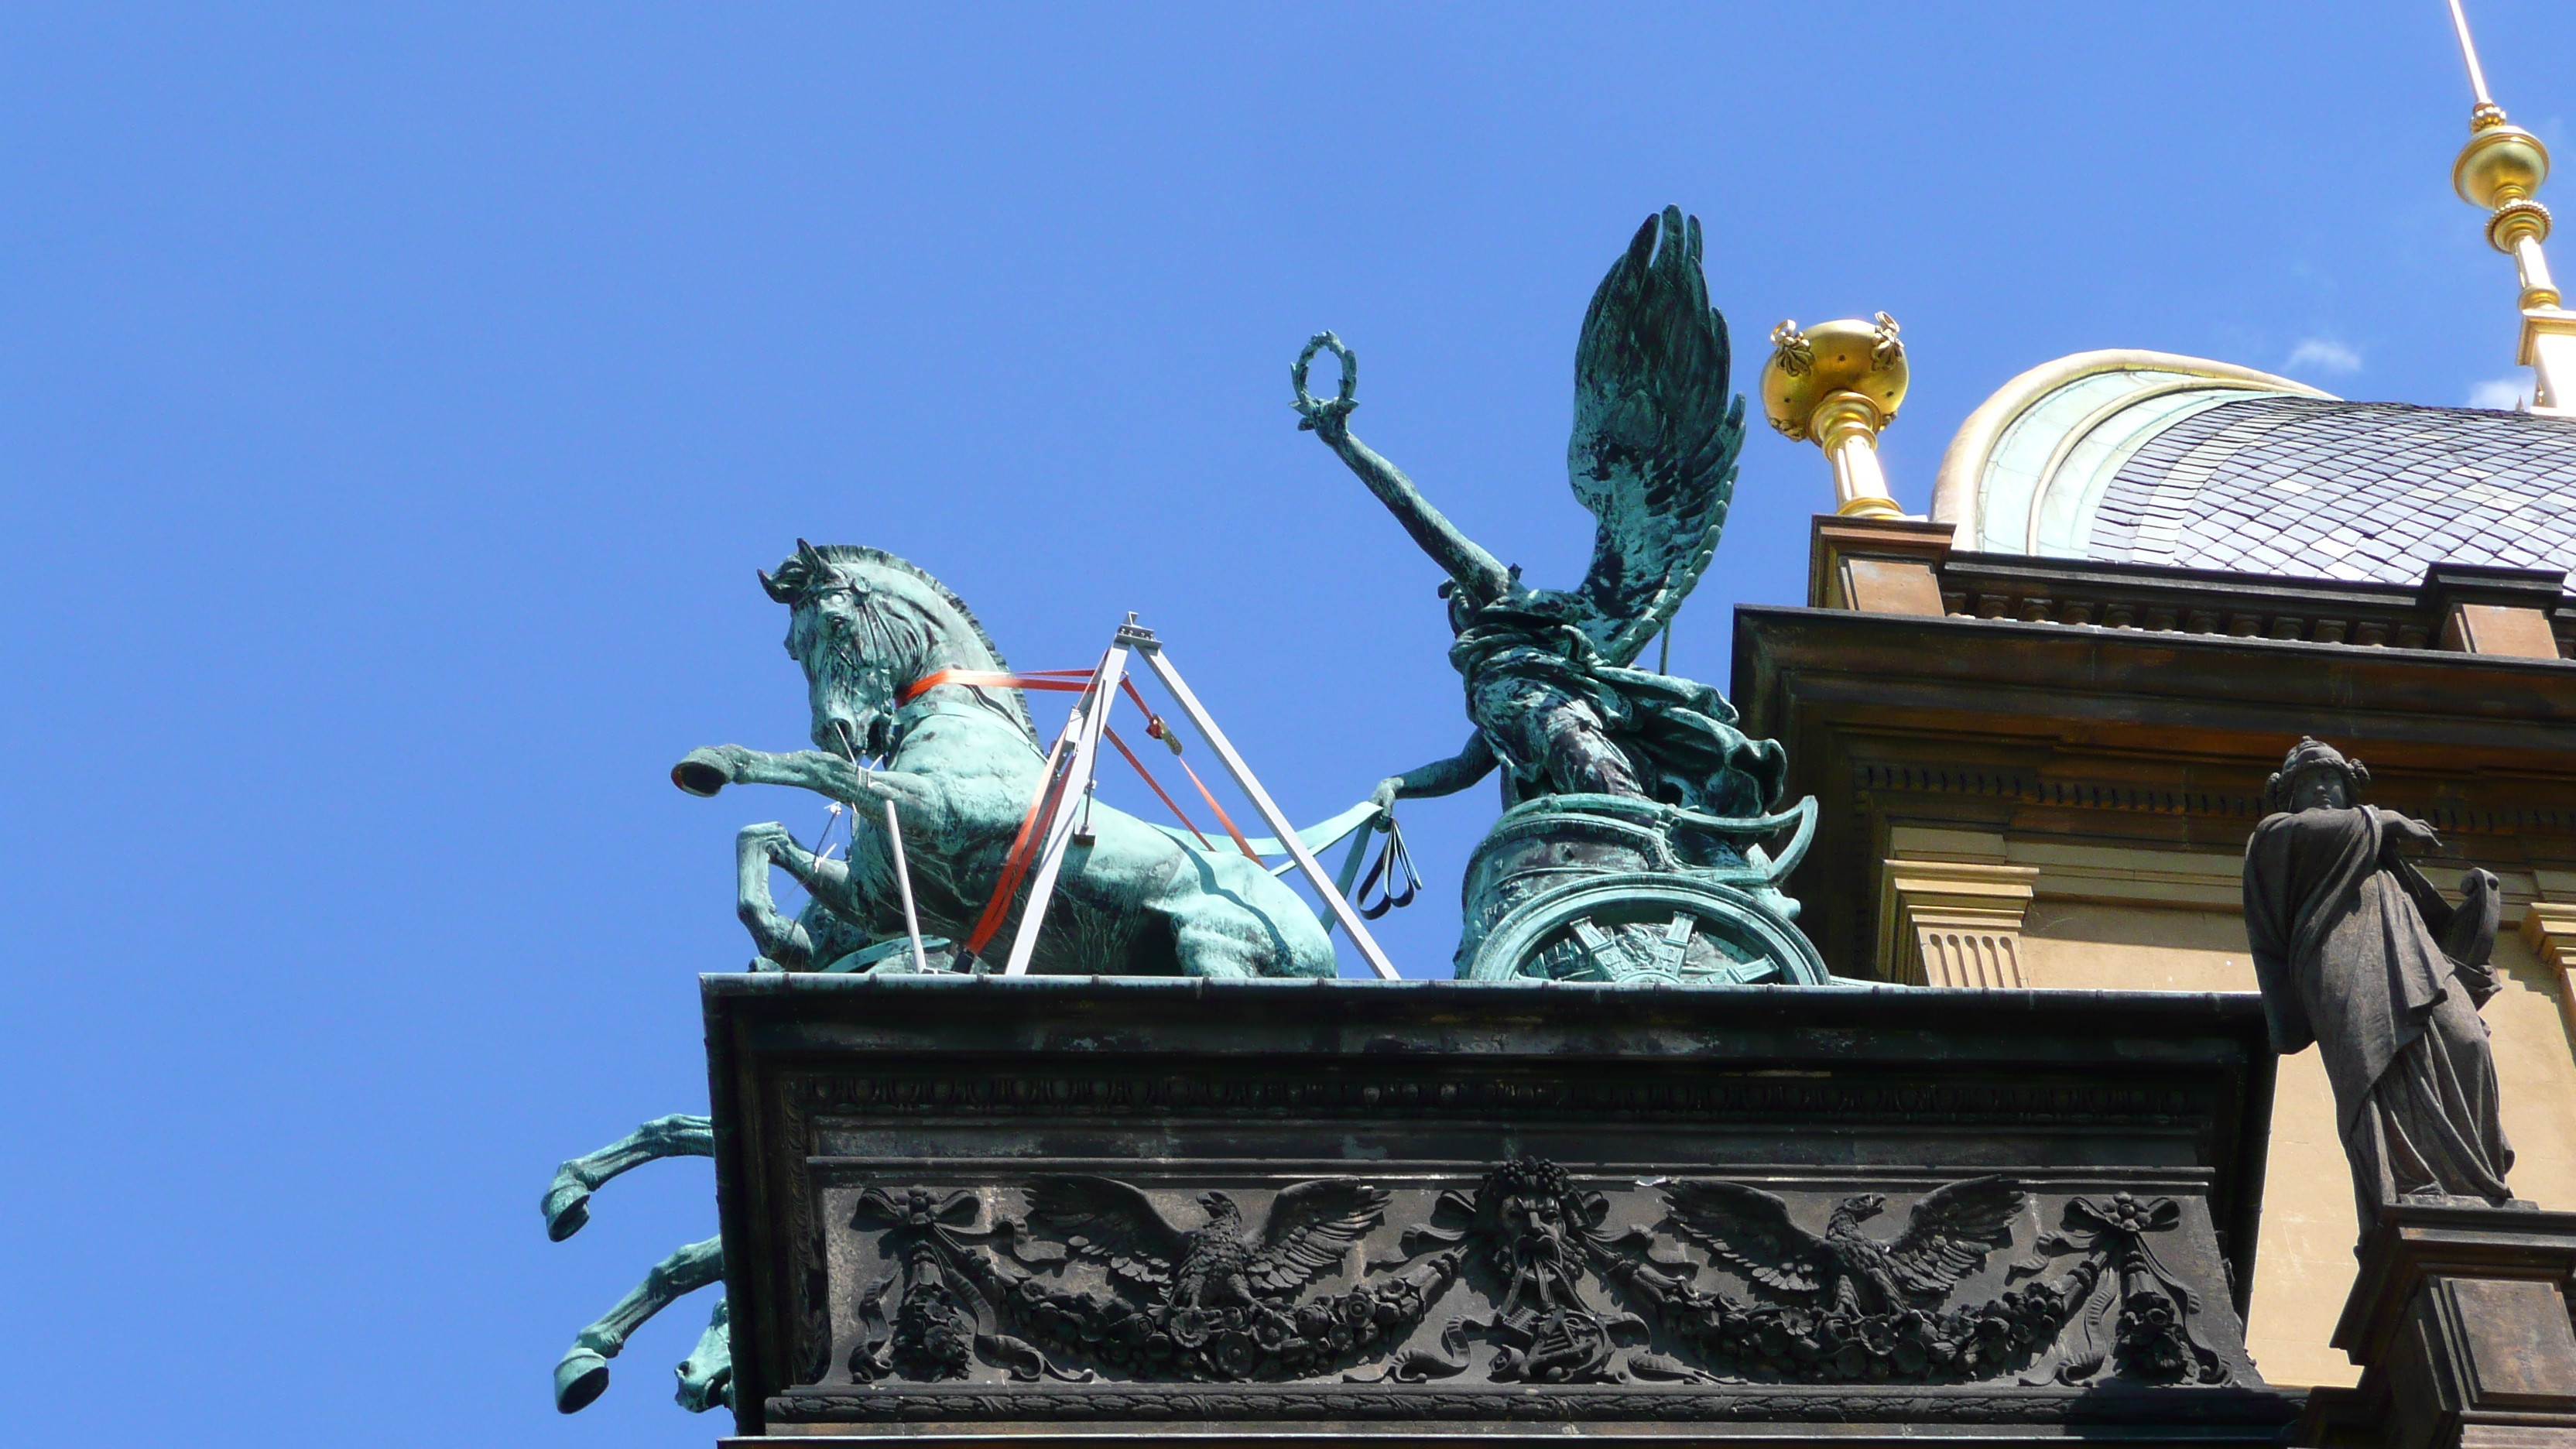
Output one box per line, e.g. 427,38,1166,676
2009,1192,2229,1386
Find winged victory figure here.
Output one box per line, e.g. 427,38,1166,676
1295,207,1784,820
1024,1176,1389,1312
1660,1177,2028,1316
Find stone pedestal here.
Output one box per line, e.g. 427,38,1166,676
704,975,2301,1447
1807,513,1954,616
2423,564,2569,661
2300,1204,2576,1449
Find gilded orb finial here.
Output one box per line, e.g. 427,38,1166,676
1759,313,1910,518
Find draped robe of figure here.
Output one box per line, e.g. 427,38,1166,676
2241,803,2512,1228
1295,208,1786,825
1447,592,1786,817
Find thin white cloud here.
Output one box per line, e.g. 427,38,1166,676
2468,377,2530,410
2285,337,2363,375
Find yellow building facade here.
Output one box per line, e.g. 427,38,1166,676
1738,373,2576,1391
1735,29,2576,1387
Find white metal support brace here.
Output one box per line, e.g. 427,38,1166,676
1001,642,1130,976
992,618,1404,981
884,798,930,975
1123,625,1403,981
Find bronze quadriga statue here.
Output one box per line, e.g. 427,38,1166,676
677,542,1340,982
533,211,2312,1447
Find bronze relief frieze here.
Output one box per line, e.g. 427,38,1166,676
807,1156,2247,1403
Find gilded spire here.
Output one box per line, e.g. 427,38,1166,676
2447,0,2574,416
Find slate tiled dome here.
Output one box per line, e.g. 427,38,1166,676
1930,350,2576,584
2088,397,2576,584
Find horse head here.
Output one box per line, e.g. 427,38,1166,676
759,541,1029,760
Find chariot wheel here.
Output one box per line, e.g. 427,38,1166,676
1462,872,1830,986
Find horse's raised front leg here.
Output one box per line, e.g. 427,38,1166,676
738,824,818,970
554,1235,724,1413
754,819,863,920
673,745,934,812
541,1114,713,1242
677,1295,733,1412
738,821,878,969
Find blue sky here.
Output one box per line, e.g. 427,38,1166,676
4,4,2570,1444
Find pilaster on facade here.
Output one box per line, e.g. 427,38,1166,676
2519,897,2576,1045
1877,856,2040,988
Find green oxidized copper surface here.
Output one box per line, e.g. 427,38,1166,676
676,543,1335,981
541,205,1842,1423
1455,793,1823,984
1294,207,1824,985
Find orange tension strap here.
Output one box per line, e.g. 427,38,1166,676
1107,679,1257,860
944,661,1274,961
901,668,1091,704
950,667,1125,959
1118,677,1161,726
962,743,1072,958
1173,752,1259,861
1103,727,1211,850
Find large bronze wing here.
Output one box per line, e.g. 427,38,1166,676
1660,1180,1828,1298
1023,1175,1190,1300
1246,1180,1391,1297
1565,206,1747,666
1882,1177,2028,1300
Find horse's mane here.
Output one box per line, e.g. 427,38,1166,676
766,543,1036,737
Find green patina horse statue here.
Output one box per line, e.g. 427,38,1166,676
673,541,1338,980
541,1115,730,1414
543,544,1358,1416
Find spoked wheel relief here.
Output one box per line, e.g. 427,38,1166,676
1464,872,1831,985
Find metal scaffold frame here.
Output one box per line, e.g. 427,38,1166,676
997,617,1400,981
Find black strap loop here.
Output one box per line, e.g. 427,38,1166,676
1356,818,1421,920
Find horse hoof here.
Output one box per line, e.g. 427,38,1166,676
555,1347,611,1413
673,748,731,796
541,1180,591,1241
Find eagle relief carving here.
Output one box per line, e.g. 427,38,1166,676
1660,1177,2027,1315
1632,1176,2075,1382
1023,1177,1389,1312
974,1174,1464,1383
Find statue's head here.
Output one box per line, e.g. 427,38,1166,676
1477,1154,1585,1276
1828,1192,1888,1235
2263,736,2369,815
759,541,1024,757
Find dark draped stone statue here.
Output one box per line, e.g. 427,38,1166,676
2241,738,2518,1235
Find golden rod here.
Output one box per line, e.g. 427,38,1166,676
2447,0,2493,109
